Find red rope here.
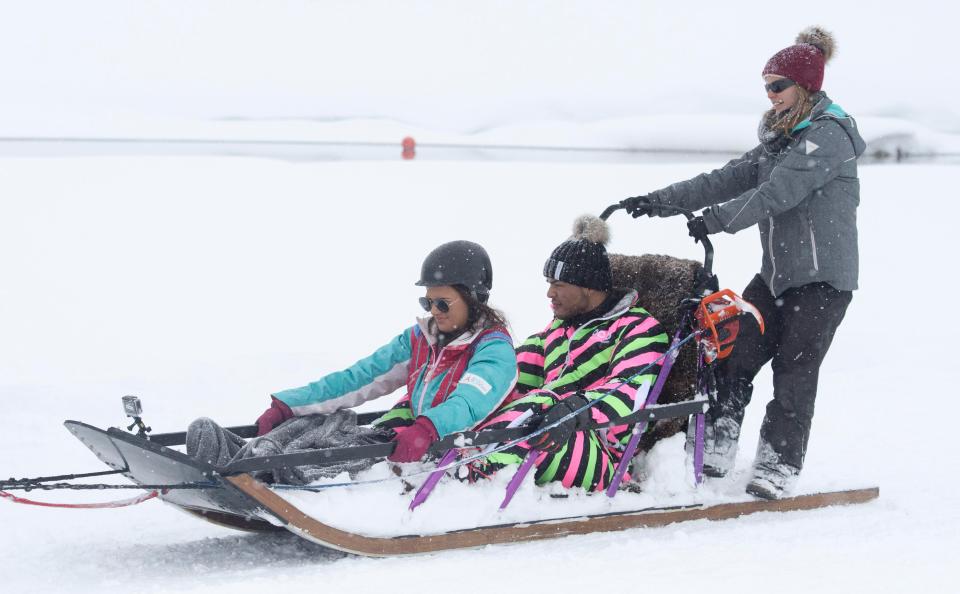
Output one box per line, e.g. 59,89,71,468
0,489,162,509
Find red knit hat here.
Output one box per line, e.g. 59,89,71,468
762,27,836,92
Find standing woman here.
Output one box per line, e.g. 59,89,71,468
621,27,865,499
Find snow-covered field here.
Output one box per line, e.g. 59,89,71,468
3,1,959,591
1,156,956,593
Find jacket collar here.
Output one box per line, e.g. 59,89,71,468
790,92,836,133
555,289,638,329
594,289,638,321
416,316,488,349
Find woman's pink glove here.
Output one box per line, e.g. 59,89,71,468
255,397,294,436
388,416,439,463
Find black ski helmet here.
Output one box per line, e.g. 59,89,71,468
416,240,493,302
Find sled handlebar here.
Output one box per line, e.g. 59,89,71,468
600,203,714,276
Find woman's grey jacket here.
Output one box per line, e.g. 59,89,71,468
646,92,866,297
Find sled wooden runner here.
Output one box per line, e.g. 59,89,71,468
227,474,879,557
178,506,285,533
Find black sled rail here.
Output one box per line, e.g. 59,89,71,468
221,398,709,475
64,398,706,489
147,411,389,446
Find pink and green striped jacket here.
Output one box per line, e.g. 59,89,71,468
510,290,669,447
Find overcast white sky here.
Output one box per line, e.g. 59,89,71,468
1,1,956,132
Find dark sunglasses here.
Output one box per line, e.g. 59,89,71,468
419,296,460,313
764,78,796,93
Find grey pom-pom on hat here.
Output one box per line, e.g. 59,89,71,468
571,214,611,245
795,26,836,63
543,214,613,291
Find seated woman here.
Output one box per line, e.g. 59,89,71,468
187,241,517,481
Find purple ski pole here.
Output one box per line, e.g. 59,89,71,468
499,449,539,510
605,328,685,497
408,449,458,511
693,413,705,485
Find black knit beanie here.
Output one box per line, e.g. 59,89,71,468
543,215,612,291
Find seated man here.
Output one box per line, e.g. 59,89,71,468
469,215,668,492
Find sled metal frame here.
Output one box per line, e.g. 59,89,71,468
64,416,880,557
64,420,281,531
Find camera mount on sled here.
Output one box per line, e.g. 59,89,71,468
122,395,152,439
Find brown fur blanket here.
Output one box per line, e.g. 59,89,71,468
609,253,703,449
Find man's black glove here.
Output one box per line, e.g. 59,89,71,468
687,216,710,243
528,393,593,453
621,196,654,218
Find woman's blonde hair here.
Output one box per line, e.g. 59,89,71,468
765,85,813,136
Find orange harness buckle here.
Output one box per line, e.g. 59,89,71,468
694,289,765,363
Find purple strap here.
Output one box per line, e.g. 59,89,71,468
409,449,458,511
605,328,684,497
693,413,705,485
692,335,709,487
499,449,539,510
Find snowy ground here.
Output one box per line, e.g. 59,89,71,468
3,1,958,590
1,155,956,593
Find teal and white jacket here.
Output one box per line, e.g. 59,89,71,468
272,319,518,437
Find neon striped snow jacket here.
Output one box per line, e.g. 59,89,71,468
271,319,517,438
509,290,669,447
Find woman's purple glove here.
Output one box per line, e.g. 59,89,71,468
388,416,439,463
255,397,294,436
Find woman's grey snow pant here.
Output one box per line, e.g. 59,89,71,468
186,410,393,484
712,274,852,470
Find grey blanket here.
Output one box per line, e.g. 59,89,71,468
186,410,393,485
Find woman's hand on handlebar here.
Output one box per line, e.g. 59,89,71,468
620,195,653,218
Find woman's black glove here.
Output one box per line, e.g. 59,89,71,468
687,216,710,243
528,393,593,452
621,196,653,218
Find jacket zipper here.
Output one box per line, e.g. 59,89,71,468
557,327,576,379
413,325,479,415
556,302,630,382
767,216,777,294
808,221,820,271
417,347,444,416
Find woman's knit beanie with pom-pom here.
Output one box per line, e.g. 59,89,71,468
543,214,613,291
763,26,836,92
